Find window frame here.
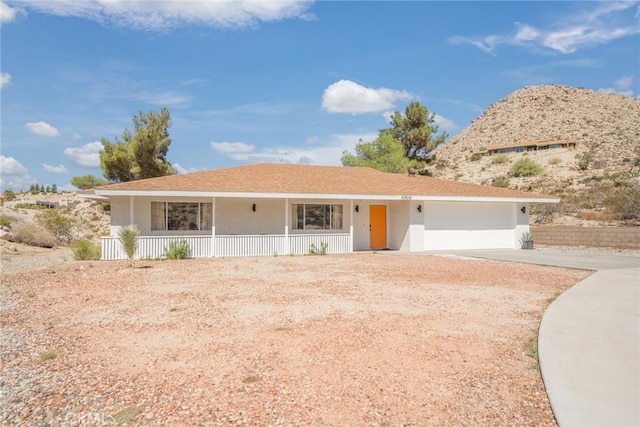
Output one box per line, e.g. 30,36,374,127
292,203,343,231
150,201,212,231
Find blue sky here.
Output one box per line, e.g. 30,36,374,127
1,1,638,191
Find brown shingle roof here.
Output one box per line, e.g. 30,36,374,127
94,163,556,200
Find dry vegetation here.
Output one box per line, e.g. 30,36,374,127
0,254,590,426
0,192,109,251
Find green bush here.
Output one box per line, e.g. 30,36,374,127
508,158,544,177
72,239,101,260
491,175,510,188
0,216,10,227
35,208,76,244
118,224,139,261
164,239,190,259
491,154,509,164
468,153,482,162
11,222,57,248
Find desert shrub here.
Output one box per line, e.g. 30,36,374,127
0,216,10,227
548,157,562,166
35,208,76,244
118,224,139,261
576,151,592,170
164,239,190,259
2,189,16,201
14,203,46,210
508,158,544,177
11,222,57,248
491,175,510,188
533,203,560,224
72,239,101,260
605,181,640,220
468,153,482,162
491,154,509,164
308,242,328,255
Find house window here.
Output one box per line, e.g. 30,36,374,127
292,204,343,230
151,202,212,231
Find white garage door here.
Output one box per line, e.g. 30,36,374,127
424,202,516,250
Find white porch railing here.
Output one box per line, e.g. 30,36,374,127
215,235,287,257
101,236,212,260
100,233,351,260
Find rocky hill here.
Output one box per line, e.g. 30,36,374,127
437,85,640,166
432,85,640,225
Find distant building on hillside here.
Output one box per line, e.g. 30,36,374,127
472,138,577,156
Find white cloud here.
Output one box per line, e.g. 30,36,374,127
131,90,191,106
72,133,82,140
1,155,28,175
173,163,201,174
64,142,102,168
433,114,457,132
8,0,314,31
0,1,17,23
598,75,635,97
0,155,33,191
451,2,640,54
0,71,11,88
26,121,61,137
211,141,256,154
322,80,414,114
43,164,69,174
211,133,377,166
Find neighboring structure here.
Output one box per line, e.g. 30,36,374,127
81,163,558,260
472,138,577,157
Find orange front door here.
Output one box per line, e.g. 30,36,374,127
369,205,387,249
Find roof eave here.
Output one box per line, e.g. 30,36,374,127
93,189,558,203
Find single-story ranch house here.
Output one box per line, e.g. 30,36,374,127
82,163,558,260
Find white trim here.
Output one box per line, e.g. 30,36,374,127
92,189,558,204
349,199,354,251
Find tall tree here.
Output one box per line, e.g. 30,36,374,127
341,101,447,173
341,132,416,173
99,107,175,183
389,101,447,160
70,174,109,190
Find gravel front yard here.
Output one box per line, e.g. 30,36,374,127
1,253,590,426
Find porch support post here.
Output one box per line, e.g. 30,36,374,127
349,199,354,252
211,197,216,257
129,195,134,225
284,198,290,255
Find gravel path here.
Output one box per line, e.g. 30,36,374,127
0,253,590,426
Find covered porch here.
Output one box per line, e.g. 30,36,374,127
100,195,364,260
100,233,352,259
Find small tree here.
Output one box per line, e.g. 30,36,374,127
51,184,58,193
118,224,139,264
2,189,16,201
36,208,76,244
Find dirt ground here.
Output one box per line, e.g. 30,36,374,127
0,252,590,426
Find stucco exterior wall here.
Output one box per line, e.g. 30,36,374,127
352,200,373,251
216,198,285,235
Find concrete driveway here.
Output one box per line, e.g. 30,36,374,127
441,248,640,427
